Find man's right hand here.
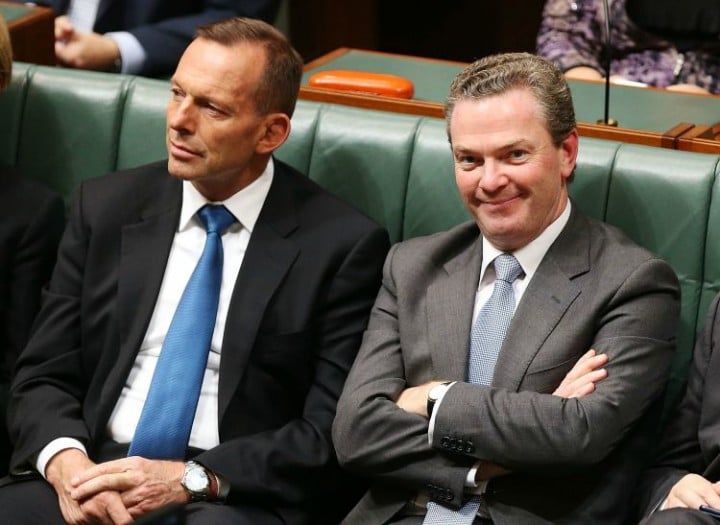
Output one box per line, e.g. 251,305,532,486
663,474,720,511
45,448,133,525
475,349,608,482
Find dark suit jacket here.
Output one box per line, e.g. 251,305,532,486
0,167,64,380
26,0,281,76
635,292,720,518
7,160,389,524
333,206,680,525
0,167,64,475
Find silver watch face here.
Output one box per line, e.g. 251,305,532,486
429,383,446,401
185,465,209,492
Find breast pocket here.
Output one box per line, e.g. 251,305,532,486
522,354,580,393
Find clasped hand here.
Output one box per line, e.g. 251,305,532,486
54,16,121,71
46,448,187,525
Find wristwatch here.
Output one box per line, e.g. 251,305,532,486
426,382,451,418
181,461,211,502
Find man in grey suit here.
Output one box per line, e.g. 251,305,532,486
332,52,680,524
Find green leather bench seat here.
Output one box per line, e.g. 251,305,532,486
2,63,719,415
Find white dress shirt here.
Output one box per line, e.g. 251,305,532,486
36,160,274,476
427,200,572,491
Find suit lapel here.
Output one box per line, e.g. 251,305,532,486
97,173,181,428
492,208,590,391
426,225,483,381
217,166,300,423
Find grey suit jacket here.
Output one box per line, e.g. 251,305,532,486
333,206,680,525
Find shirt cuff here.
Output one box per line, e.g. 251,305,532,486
36,438,87,479
427,381,457,444
465,462,489,494
105,31,147,75
215,471,230,501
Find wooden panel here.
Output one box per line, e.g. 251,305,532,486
289,0,378,62
378,0,545,62
301,48,720,152
1,1,54,66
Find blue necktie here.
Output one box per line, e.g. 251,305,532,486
423,253,523,524
128,204,236,459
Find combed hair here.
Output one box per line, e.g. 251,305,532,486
445,52,576,145
196,17,302,117
0,16,11,91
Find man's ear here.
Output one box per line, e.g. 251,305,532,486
559,129,579,181
255,113,291,154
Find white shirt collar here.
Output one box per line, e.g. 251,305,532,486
480,199,572,282
178,158,274,233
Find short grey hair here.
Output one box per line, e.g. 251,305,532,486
445,52,576,145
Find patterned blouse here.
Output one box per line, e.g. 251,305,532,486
536,0,720,93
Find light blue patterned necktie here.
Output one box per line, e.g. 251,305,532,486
423,253,523,524
128,204,236,459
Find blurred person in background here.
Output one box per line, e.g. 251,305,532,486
537,0,720,94
6,0,281,77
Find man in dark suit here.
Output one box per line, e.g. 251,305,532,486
7,0,281,76
0,14,65,476
332,53,680,524
0,17,388,525
635,292,720,524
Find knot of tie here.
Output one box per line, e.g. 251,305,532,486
494,253,523,284
198,204,236,234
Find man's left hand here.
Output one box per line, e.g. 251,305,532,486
69,457,188,517
396,381,449,417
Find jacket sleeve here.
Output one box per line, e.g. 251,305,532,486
333,244,476,510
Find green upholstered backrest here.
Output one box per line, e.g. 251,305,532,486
274,101,321,176
700,167,720,337
403,118,469,239
2,63,719,416
116,77,169,170
300,104,418,244
14,66,131,199
605,146,717,406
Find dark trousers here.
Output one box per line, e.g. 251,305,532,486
0,479,284,524
0,441,284,525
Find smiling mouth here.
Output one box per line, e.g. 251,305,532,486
481,195,519,207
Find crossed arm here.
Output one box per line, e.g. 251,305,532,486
396,349,609,418
395,349,610,483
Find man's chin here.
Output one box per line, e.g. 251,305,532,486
167,160,197,181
